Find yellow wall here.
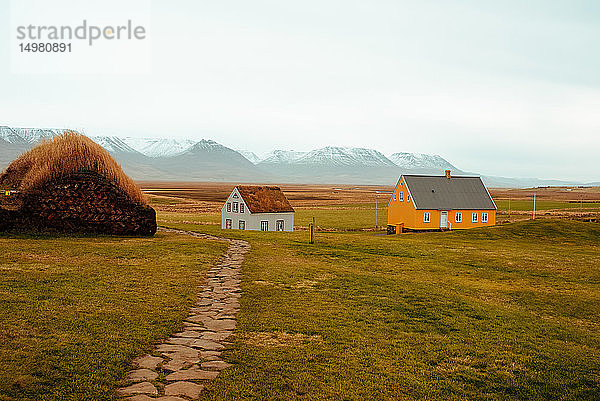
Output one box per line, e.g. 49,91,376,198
387,177,496,230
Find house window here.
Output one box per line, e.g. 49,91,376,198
472,212,478,223
233,193,238,198
233,202,238,213
455,212,462,223
482,212,488,223
240,203,245,213
226,203,231,212
423,212,431,223
399,191,404,201
400,181,403,187
225,219,232,229
261,221,269,231
393,194,396,201
276,220,284,231
239,220,245,230
407,194,410,202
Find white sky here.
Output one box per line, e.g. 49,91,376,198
1,0,599,182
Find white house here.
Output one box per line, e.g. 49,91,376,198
221,186,295,231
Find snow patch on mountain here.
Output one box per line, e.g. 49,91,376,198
259,150,308,164
295,146,396,167
236,150,261,164
92,136,141,154
184,139,232,153
389,152,456,170
0,126,67,145
120,137,196,158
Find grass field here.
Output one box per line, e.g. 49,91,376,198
158,211,600,400
1,183,600,400
0,232,225,401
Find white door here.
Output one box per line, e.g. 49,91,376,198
440,211,448,228
261,221,268,231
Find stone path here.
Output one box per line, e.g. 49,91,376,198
117,227,249,400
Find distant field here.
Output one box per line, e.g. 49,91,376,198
145,182,600,226
0,232,225,401
156,204,387,231
494,199,600,211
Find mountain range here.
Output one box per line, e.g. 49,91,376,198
0,126,592,187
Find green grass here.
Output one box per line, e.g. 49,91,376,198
295,204,384,230
495,199,599,211
160,218,600,400
0,232,225,401
149,197,181,206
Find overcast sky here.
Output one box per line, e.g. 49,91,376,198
1,0,599,181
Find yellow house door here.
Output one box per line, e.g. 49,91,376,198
440,211,448,228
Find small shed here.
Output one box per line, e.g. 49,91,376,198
387,170,496,233
221,185,294,231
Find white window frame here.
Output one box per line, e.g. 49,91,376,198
226,202,231,212
261,221,269,231
239,220,245,230
240,203,245,213
276,220,284,231
472,212,478,223
455,212,462,223
407,194,410,203
232,202,238,213
482,212,488,223
423,212,431,223
399,191,404,201
225,218,232,229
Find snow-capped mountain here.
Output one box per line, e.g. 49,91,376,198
151,139,272,181
0,126,66,145
259,150,307,164
295,146,396,167
389,152,456,170
185,139,234,154
120,137,196,158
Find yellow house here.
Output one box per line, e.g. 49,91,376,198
387,170,496,233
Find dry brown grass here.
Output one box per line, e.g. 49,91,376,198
0,132,146,204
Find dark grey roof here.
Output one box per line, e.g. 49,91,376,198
403,175,496,210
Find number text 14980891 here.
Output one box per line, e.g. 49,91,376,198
19,43,72,52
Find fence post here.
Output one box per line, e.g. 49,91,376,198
309,217,315,244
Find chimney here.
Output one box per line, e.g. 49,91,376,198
445,170,451,179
